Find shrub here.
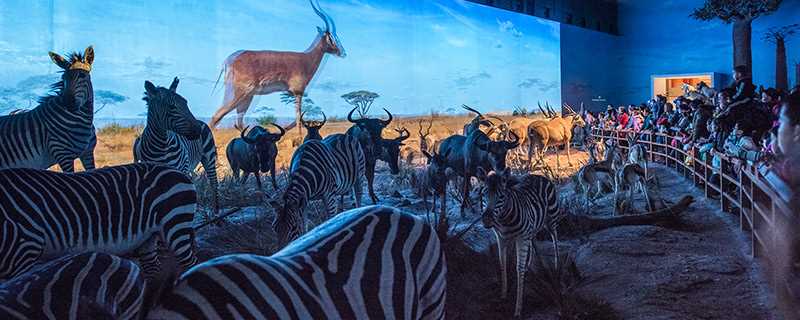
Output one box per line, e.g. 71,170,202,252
97,122,141,136
256,114,278,127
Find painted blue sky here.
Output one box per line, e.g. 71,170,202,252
0,0,561,121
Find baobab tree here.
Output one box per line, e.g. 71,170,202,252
691,0,783,75
341,90,379,117
763,24,798,91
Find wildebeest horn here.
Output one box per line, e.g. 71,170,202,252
169,77,179,92
300,111,309,127
380,108,393,126
394,127,411,142
270,123,286,138
240,126,257,144
347,106,359,123
504,130,520,149
462,104,484,118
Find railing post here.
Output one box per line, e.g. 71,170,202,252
704,153,709,198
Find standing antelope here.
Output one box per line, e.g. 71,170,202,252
209,0,346,130
527,103,586,169
614,163,652,215
419,118,435,153
627,133,648,179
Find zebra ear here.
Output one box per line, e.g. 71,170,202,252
144,81,158,95
169,77,179,92
83,46,94,66
49,52,70,70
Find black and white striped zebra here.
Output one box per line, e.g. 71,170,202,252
133,78,219,212
0,252,147,320
148,205,447,320
0,46,96,172
0,163,198,281
479,170,561,317
271,133,365,246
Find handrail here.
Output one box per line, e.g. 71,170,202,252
590,127,797,318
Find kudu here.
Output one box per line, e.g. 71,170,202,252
209,0,345,130
345,106,394,203
418,118,435,153
226,124,285,190
439,105,520,216
301,111,326,142
526,103,586,169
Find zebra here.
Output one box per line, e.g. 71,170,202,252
147,205,447,320
0,46,96,172
0,252,147,320
133,77,219,213
271,133,365,246
479,170,561,317
0,163,198,282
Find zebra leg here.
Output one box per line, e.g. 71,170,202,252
200,134,220,214
79,133,97,170
514,239,533,317
494,232,509,300
548,227,560,268
460,175,471,218
239,171,248,185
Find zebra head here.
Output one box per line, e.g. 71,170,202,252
475,129,520,172
0,218,39,281
271,199,304,248
144,78,202,140
478,169,511,229
379,127,411,174
48,46,94,113
241,124,285,172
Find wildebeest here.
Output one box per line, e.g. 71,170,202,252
301,111,326,142
226,123,286,190
439,105,520,216
345,106,394,203
377,127,411,174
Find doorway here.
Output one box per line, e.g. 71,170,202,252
651,72,723,102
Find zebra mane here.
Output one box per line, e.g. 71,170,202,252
36,51,85,105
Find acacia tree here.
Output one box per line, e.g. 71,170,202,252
94,90,128,115
341,90,379,117
280,91,320,134
763,24,799,91
691,0,782,75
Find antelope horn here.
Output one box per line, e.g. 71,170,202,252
380,108,393,126
537,102,548,117
310,0,331,32
240,126,257,144
545,102,556,117
461,104,484,118
319,111,327,126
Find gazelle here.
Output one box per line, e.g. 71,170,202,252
209,0,345,130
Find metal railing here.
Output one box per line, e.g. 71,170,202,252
590,127,797,318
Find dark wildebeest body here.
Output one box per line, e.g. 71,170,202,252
226,124,285,189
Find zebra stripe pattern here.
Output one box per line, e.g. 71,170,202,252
481,171,560,317
273,133,365,246
133,78,219,211
148,205,447,320
0,163,198,281
0,47,95,172
0,252,146,320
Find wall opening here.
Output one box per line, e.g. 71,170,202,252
651,73,722,102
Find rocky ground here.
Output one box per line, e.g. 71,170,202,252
193,154,779,320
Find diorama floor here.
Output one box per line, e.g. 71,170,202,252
192,155,778,319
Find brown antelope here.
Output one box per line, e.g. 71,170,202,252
527,103,586,169
418,118,435,153
576,139,614,205
209,0,345,130
614,163,652,215
626,133,648,179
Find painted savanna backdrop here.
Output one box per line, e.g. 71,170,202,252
0,0,561,125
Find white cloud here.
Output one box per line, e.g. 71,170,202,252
497,19,523,38
434,3,478,30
